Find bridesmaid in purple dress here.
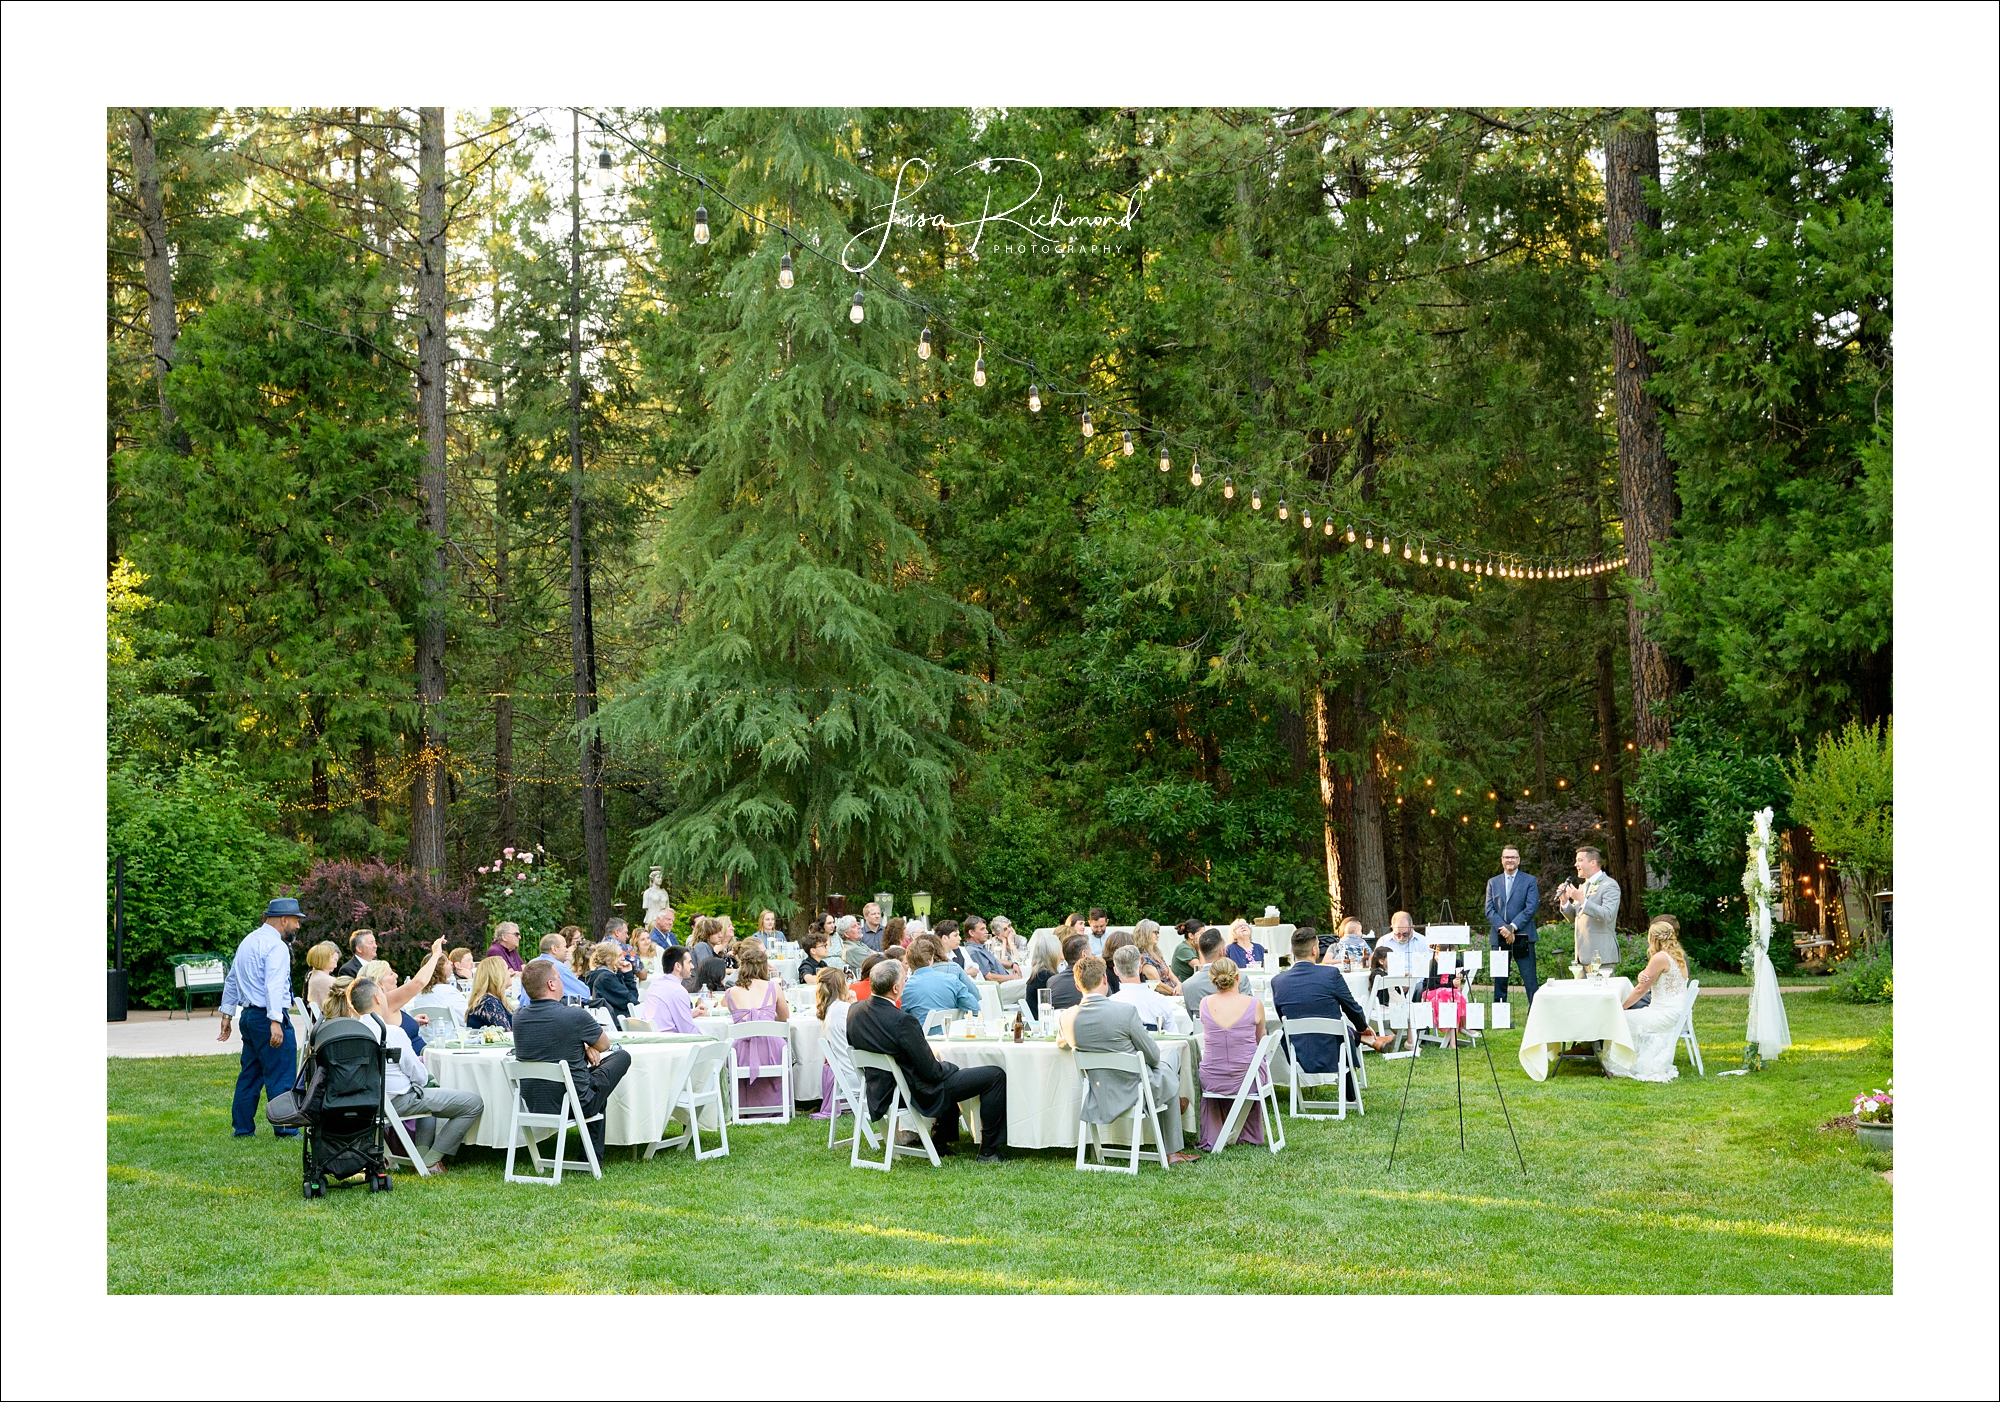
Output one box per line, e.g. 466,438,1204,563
724,942,790,1111
1196,956,1270,1151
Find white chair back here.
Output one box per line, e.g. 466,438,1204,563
724,1021,793,1124
1199,1030,1286,1155
1677,980,1705,1075
921,1008,957,1035
848,1049,941,1170
648,1039,732,1161
501,1058,602,1185
1279,1016,1363,1120
1072,1050,1168,1173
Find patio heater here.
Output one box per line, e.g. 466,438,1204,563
108,855,129,1022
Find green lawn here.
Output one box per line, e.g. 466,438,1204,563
107,993,1891,1293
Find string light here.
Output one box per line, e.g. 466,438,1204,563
1190,455,1202,487
1028,384,1041,412
1222,476,1235,499
1345,524,1356,542
694,203,709,245
1420,545,1430,564
849,287,864,324
973,345,987,387
1381,539,1391,555
1301,506,1311,528
778,251,793,288
1251,487,1263,511
598,150,612,170
1364,531,1374,549
1403,540,1413,560
1122,430,1135,456
918,327,932,360
1278,499,1289,521
1159,443,1171,472
1323,519,1335,536
1079,409,1093,437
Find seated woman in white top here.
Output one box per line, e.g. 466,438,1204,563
1108,945,1180,1030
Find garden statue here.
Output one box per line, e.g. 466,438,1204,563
641,868,671,928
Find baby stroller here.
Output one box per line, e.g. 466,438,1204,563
274,1015,394,1199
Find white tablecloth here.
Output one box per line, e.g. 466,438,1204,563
692,1014,825,1091
915,1034,1202,1149
423,1037,715,1148
1517,978,1637,1081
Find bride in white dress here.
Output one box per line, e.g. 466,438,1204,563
1610,918,1693,1083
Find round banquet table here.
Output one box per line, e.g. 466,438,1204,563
422,1035,718,1149
916,1032,1203,1149
1517,977,1637,1081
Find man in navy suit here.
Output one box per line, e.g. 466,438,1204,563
1484,844,1541,1008
1271,930,1394,1101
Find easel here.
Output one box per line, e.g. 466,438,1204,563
1384,933,1526,1174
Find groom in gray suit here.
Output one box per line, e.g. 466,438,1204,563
1068,957,1197,1164
1557,845,1622,966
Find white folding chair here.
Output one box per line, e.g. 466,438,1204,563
1073,1051,1169,1173
847,1050,941,1171
501,1059,603,1185
409,997,462,1043
725,1022,793,1124
589,1006,616,1031
1677,980,1705,1075
822,1058,882,1152
1201,1031,1286,1154
921,1008,958,1036
1280,1016,1363,1121
646,1040,731,1161
381,1086,437,1177
622,1017,655,1033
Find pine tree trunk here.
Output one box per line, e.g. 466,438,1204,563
567,112,612,935
1589,506,1642,917
1347,683,1389,932
127,109,177,430
1438,817,1459,923
1398,799,1423,923
1604,109,1684,753
1313,685,1346,927
490,244,516,851
359,736,380,826
408,106,451,878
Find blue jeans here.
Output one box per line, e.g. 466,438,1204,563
233,1007,298,1135
1492,938,1538,1009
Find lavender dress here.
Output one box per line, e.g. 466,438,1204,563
1197,998,1269,1151
728,980,788,1109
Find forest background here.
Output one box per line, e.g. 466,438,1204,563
104,106,1892,1006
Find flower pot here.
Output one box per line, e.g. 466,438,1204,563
1855,1121,1893,1155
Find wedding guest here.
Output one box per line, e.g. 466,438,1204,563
568,934,595,981
337,928,378,979
348,977,483,1173
217,895,303,1139
1557,845,1622,969
848,959,1009,1162
881,915,908,956
448,946,475,992
415,953,468,1021
528,932,592,1001
1376,911,1431,977
712,919,740,965
1086,908,1111,957
837,915,868,975
1132,920,1181,995
1109,945,1179,1030
723,942,790,1112
798,930,831,982
602,917,634,954
637,947,700,1033
901,935,982,1028
1196,956,1270,1151
986,916,1024,973
1047,933,1093,1011
1222,918,1267,969
933,919,963,969
318,976,357,1021
1423,971,1471,1049
688,915,720,971
1068,955,1197,1164
1099,929,1136,993
1334,916,1374,962
1271,928,1391,1100
304,941,341,1011
359,959,429,1055
852,952,888,1011
464,956,516,1031
1179,928,1228,1014
1021,931,1064,1018
484,921,525,973
693,955,731,996
586,941,641,1022
644,906,677,949
1170,919,1206,981
513,959,630,1165
857,901,887,952
751,909,781,947
1484,843,1542,1008
960,916,1010,979
809,967,860,1120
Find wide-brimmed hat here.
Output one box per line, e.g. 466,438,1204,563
263,896,303,920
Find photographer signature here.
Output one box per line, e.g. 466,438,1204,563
841,156,1138,273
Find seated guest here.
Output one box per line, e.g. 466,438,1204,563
749,909,781,948
412,952,468,1023
1021,931,1064,1018
837,915,868,975
1109,945,1179,1030
317,976,357,1022
972,916,1020,977
1047,933,1093,1011
1178,928,1229,1014
1271,928,1392,1100
852,952,887,1010
304,941,341,1012
712,918,740,965
568,933,596,983
1195,956,1271,1151
484,921,525,972
723,941,790,1111
644,906,677,950
1132,920,1181,995
958,916,1007,979
585,940,641,1022
686,915,718,971
933,919,964,969
463,956,516,1031
880,916,908,957
1170,919,1206,982
601,917,634,955
1223,918,1267,969
337,928,378,979
1086,908,1111,956
810,967,860,1120
637,947,699,1033
448,946,475,992
693,955,731,997
1100,929,1138,992
797,929,832,981
1335,916,1374,962
527,932,592,1003
847,959,1008,1162
347,977,483,1173
1376,910,1432,980
901,935,983,1029
512,959,631,1165
1067,955,1197,1165
359,958,430,1055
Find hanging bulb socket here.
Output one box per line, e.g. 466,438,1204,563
598,150,612,170
849,287,865,324
778,251,794,288
1028,384,1042,412
694,204,710,245
1080,409,1094,437
918,327,932,360
1122,430,1135,456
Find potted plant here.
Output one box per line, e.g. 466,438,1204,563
1852,1079,1892,1154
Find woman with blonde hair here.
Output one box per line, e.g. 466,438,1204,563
1608,918,1695,1082
318,975,358,1022
303,941,341,1012
463,956,515,1031
1021,930,1064,1019
585,940,641,1023
1130,919,1181,994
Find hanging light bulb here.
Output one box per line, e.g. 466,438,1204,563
1486,562,1494,576
1223,476,1235,499
1028,384,1042,412
1122,430,1134,456
1251,487,1263,510
1447,555,1455,570
1382,539,1391,555
1404,540,1413,559
1190,455,1202,487
1420,545,1430,565
849,287,865,324
1301,507,1311,529
1080,409,1094,437
1278,499,1289,521
694,204,710,245
1159,443,1171,473
1345,524,1356,543
778,251,794,288
1323,519,1335,536
918,327,932,360
973,347,987,387
1364,531,1373,550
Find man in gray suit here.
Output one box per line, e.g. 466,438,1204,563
1178,928,1227,1015
1556,845,1622,966
1067,957,1197,1165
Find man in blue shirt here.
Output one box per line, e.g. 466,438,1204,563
960,916,1011,979
1086,908,1111,957
217,896,304,1138
517,931,592,1006
900,935,982,1029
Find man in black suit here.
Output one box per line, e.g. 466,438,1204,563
1046,933,1092,1011
847,959,1009,1163
1270,929,1393,1100
335,927,377,979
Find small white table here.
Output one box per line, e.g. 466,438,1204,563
1517,978,1637,1081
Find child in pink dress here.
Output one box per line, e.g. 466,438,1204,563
1423,972,1469,1047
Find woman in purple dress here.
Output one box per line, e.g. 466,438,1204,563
724,941,790,1111
1196,956,1270,1150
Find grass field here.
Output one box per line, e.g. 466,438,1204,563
106,992,1891,1294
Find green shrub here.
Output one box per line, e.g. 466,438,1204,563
470,844,575,937
108,758,303,1008
1828,944,1893,1003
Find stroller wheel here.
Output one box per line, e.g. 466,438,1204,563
375,1171,393,1193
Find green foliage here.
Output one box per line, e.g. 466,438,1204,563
108,758,303,1008
1784,719,1892,944
470,845,575,937
108,558,200,763
1827,944,1893,1004
1631,711,1789,969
